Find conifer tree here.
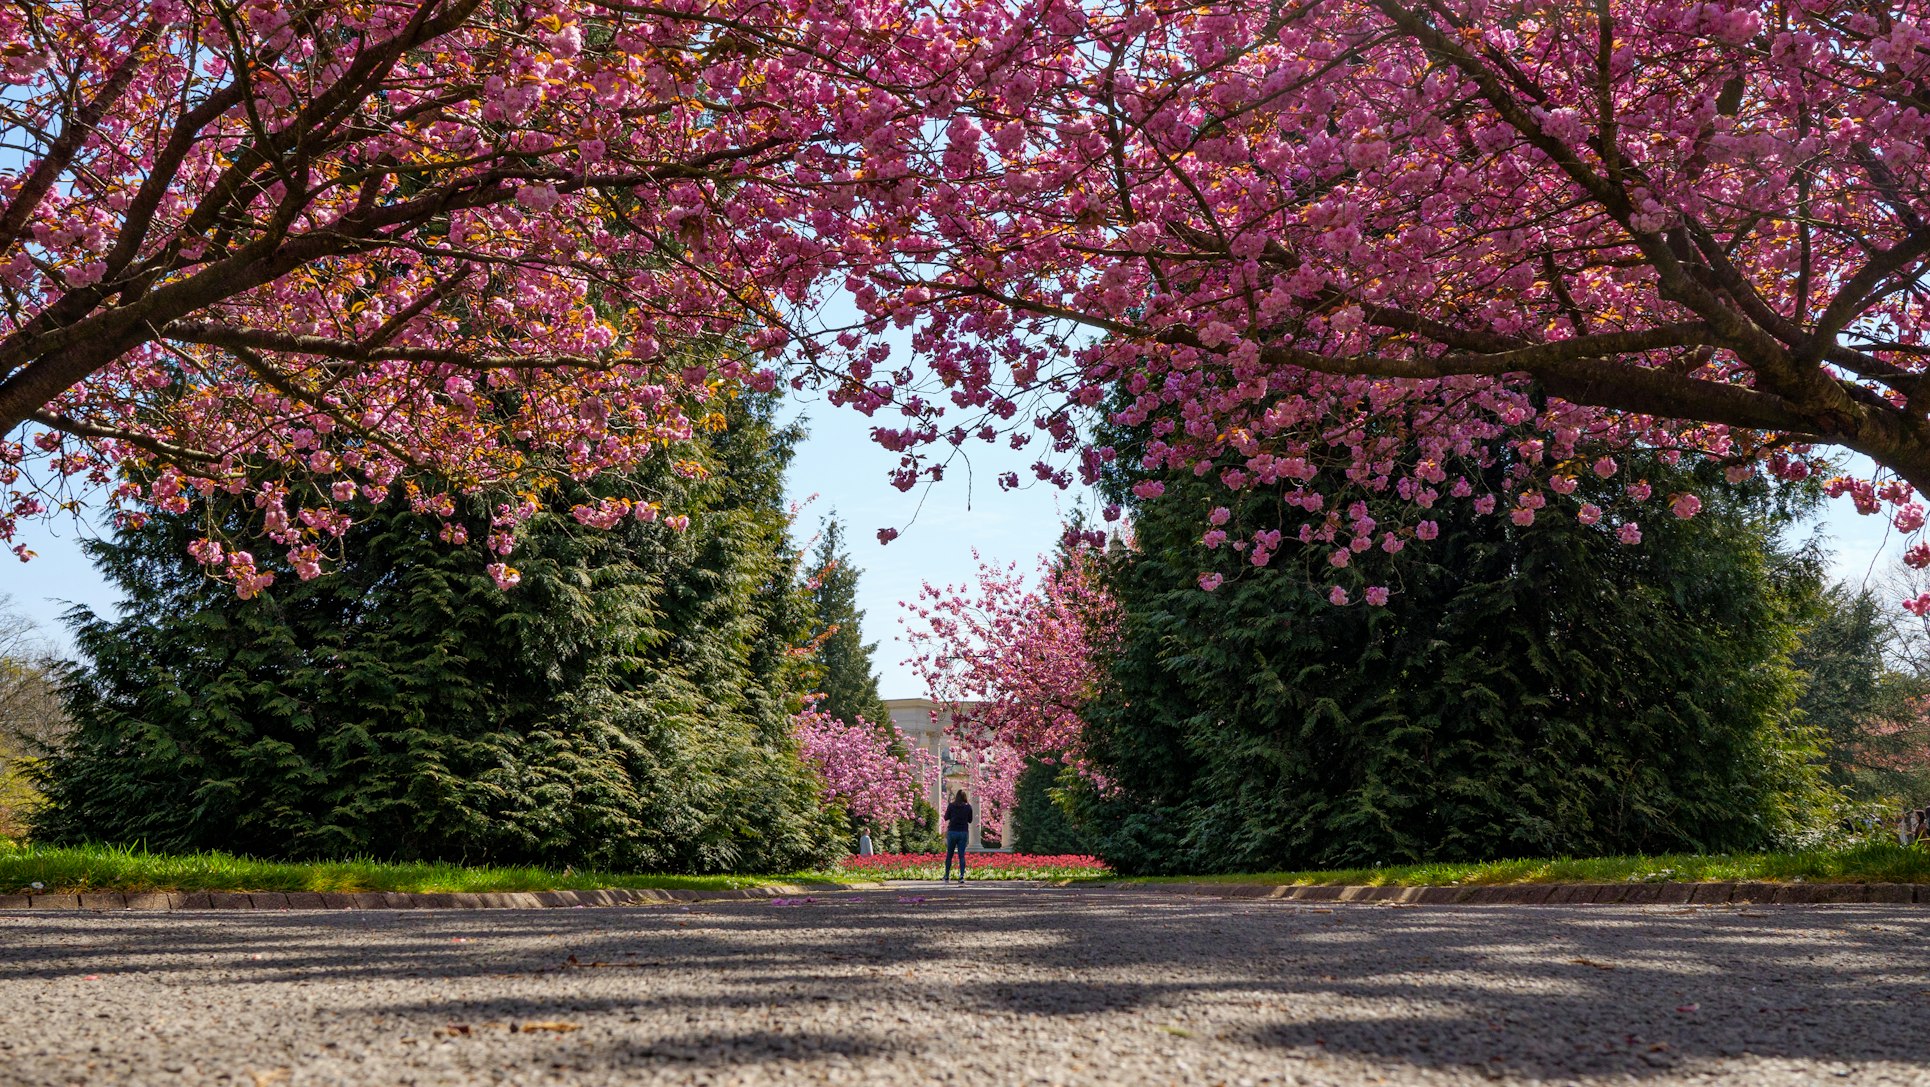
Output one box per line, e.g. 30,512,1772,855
1077,446,1837,874
800,517,891,728
32,396,845,873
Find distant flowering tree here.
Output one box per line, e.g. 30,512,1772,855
903,543,1121,811
791,705,938,825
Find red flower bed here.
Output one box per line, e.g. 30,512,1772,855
839,852,1112,880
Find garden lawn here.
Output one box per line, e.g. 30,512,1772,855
1128,842,1930,888
0,842,859,896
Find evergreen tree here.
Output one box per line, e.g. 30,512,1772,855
1077,450,1837,874
796,515,939,851
1010,758,1096,854
32,395,845,873
799,516,892,728
1792,584,1930,805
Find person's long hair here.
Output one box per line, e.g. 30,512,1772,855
953,790,968,805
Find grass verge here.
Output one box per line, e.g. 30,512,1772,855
1122,842,1930,888
0,841,857,895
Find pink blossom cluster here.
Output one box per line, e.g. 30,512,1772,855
807,0,1930,609
5,1,1930,617
902,545,1121,808
791,707,939,825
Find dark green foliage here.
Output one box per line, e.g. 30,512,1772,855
1078,454,1836,875
32,396,844,873
796,514,936,850
799,516,891,728
1011,758,1096,854
869,798,942,854
1791,584,1930,805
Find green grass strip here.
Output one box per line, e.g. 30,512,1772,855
0,842,858,895
1122,842,1930,888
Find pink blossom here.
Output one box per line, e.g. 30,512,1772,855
1198,572,1224,592
1327,586,1349,606
1577,503,1602,526
792,707,938,824
1415,520,1439,541
902,548,1120,800
1627,482,1652,502
1670,493,1703,519
1364,586,1389,606
1617,523,1642,546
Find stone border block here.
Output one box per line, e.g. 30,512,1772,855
29,894,80,909
0,894,31,909
124,893,174,911
1620,884,1665,905
284,892,326,910
1507,884,1557,904
1730,882,1778,904
1864,883,1911,903
1688,882,1735,904
79,893,126,911
208,892,252,910
249,893,290,910
1652,883,1695,904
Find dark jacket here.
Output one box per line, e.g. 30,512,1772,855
944,801,974,834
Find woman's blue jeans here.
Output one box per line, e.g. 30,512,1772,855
943,830,969,880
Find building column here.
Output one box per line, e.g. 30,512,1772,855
967,793,984,850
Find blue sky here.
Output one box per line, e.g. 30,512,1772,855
2,413,1909,696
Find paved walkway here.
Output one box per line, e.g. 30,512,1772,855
2,886,1926,1085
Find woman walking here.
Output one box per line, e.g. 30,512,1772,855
942,790,974,883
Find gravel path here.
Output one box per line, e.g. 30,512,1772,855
2,887,1926,1086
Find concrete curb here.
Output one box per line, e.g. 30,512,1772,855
1135,880,1930,905
5,880,1924,911
0,884,850,912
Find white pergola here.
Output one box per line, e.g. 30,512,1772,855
883,697,1013,851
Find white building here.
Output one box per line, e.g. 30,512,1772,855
883,697,1012,851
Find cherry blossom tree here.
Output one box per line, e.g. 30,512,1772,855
828,0,1930,589
902,544,1120,804
0,0,957,588
791,705,939,825
11,0,1930,602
